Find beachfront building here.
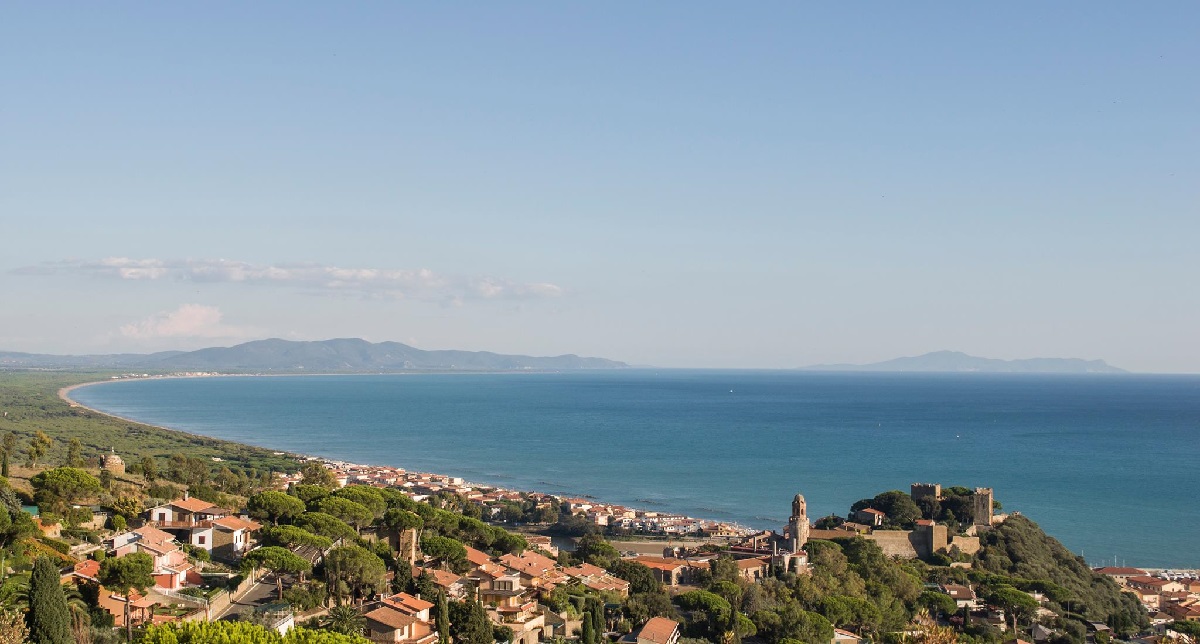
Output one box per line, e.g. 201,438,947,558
1094,567,1148,585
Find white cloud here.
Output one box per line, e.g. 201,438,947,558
17,258,565,302
119,304,255,340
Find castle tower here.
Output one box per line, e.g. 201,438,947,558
910,482,941,502
789,493,809,554
395,527,419,565
973,487,994,527
101,448,125,475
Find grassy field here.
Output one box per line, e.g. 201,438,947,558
0,371,301,481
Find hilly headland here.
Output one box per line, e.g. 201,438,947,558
801,350,1127,374
0,337,629,373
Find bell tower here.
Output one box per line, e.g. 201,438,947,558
789,493,809,554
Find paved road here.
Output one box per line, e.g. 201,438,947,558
215,576,278,621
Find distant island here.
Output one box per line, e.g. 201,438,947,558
800,350,1127,374
0,337,629,372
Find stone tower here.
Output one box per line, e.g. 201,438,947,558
910,482,941,502
789,493,809,554
100,448,125,475
973,487,994,527
393,527,419,565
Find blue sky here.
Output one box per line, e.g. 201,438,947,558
2,3,1197,371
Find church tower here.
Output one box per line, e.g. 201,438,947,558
789,493,809,554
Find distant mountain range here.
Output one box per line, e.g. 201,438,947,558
800,350,1127,374
0,338,628,372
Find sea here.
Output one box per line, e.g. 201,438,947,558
69,370,1200,569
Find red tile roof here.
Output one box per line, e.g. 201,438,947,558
365,606,418,630
499,551,557,577
133,525,176,547
463,546,492,567
422,568,464,590
170,497,218,513
633,556,690,572
1095,567,1147,576
213,516,262,532
735,557,770,570
638,617,679,644
384,592,434,614
73,559,101,579
563,562,607,578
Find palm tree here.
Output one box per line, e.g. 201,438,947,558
326,605,365,636
62,584,93,644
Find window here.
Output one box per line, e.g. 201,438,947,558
198,535,206,545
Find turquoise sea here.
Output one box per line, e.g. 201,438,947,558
70,371,1200,568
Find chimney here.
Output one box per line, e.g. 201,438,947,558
183,491,189,500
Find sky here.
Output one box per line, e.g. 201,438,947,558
2,3,1197,372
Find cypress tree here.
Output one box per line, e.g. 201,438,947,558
586,596,605,640
435,591,451,644
467,599,493,644
392,560,413,595
582,616,595,644
27,556,72,644
1,451,7,478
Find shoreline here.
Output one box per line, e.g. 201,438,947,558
58,374,1199,569
58,375,307,455
60,375,758,540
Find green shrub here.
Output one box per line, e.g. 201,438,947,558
37,537,72,554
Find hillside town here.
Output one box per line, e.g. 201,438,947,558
7,446,1192,644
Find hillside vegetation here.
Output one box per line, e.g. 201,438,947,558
974,514,1147,634
0,372,299,479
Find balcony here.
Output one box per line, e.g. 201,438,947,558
151,520,213,530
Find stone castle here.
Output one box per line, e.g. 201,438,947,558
799,483,1005,560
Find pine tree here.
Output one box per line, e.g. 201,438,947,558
26,557,72,644
65,438,83,468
